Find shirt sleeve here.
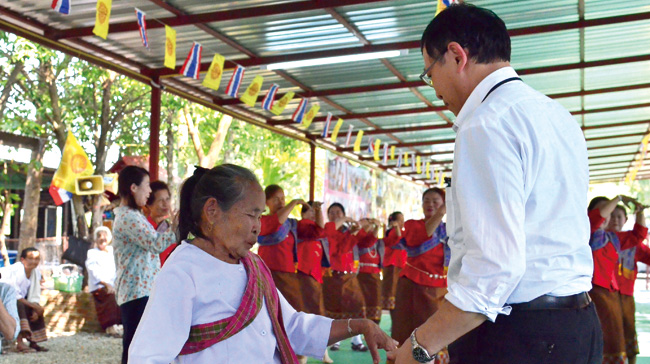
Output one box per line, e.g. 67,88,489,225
297,219,325,241
1,284,20,341
279,288,333,359
122,210,176,254
128,265,195,364
445,121,526,322
588,209,606,233
618,224,649,250
356,229,378,249
383,228,401,248
403,220,431,247
635,242,650,266
261,214,282,236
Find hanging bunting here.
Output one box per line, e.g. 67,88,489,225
404,152,410,166
353,130,364,153
271,92,294,115
262,84,280,111
383,144,389,165
344,125,354,147
180,42,202,80
397,152,403,168
390,146,395,160
436,0,459,16
240,75,264,107
164,26,176,69
51,0,71,15
374,139,381,161
426,162,431,178
302,104,320,128
367,137,375,154
321,112,333,138
330,118,344,143
292,98,308,123
92,0,112,39
225,65,246,98
202,54,225,91
135,8,148,48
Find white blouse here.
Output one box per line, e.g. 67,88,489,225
85,247,117,292
0,262,30,299
129,242,333,364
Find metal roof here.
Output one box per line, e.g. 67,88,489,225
1,0,649,184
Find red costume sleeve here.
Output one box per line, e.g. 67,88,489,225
635,242,650,266
588,208,606,234
260,214,281,236
297,219,325,240
356,228,378,249
383,228,401,247
403,220,430,247
617,224,649,250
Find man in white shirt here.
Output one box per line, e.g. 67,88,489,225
0,247,48,353
390,4,602,364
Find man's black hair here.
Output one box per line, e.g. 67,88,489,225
421,3,510,64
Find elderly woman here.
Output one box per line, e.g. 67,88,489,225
85,226,122,337
129,164,397,364
112,166,176,364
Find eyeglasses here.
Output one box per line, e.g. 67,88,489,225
419,61,436,88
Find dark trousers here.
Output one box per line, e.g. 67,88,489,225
449,302,603,364
120,296,149,364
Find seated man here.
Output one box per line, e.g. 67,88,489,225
0,282,20,354
0,247,48,352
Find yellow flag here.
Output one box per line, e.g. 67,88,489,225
302,104,320,128
416,156,422,174
330,118,344,143
239,76,264,107
436,0,458,16
202,54,225,91
271,92,294,115
93,0,112,39
164,26,177,69
404,152,410,166
390,146,395,160
374,139,381,161
51,131,94,193
426,162,431,178
353,130,364,152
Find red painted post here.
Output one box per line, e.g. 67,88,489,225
149,80,161,180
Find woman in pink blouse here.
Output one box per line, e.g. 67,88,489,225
112,166,176,364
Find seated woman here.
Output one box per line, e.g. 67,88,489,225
129,164,397,364
85,226,123,337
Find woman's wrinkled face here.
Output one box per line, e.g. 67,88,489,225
214,182,266,260
96,231,110,252
607,207,627,232
422,191,444,219
327,205,345,223
131,176,151,207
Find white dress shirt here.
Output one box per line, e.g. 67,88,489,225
445,66,593,322
0,262,30,299
129,242,333,364
85,247,117,292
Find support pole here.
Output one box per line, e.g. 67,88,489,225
150,79,162,180
309,142,316,201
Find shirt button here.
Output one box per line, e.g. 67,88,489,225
261,330,267,336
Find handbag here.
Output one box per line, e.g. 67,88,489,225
61,236,92,267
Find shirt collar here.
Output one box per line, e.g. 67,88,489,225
453,66,519,131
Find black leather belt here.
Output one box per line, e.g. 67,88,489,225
509,292,591,311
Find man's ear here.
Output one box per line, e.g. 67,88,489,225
447,41,469,73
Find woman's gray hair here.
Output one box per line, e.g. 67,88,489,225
178,164,260,242
93,226,113,244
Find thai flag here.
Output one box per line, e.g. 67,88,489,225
345,125,354,147
51,0,71,14
180,42,202,80
226,65,245,98
49,186,72,206
135,8,148,48
397,152,403,168
383,144,388,165
262,84,279,111
292,98,307,123
367,137,374,154
322,113,333,138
